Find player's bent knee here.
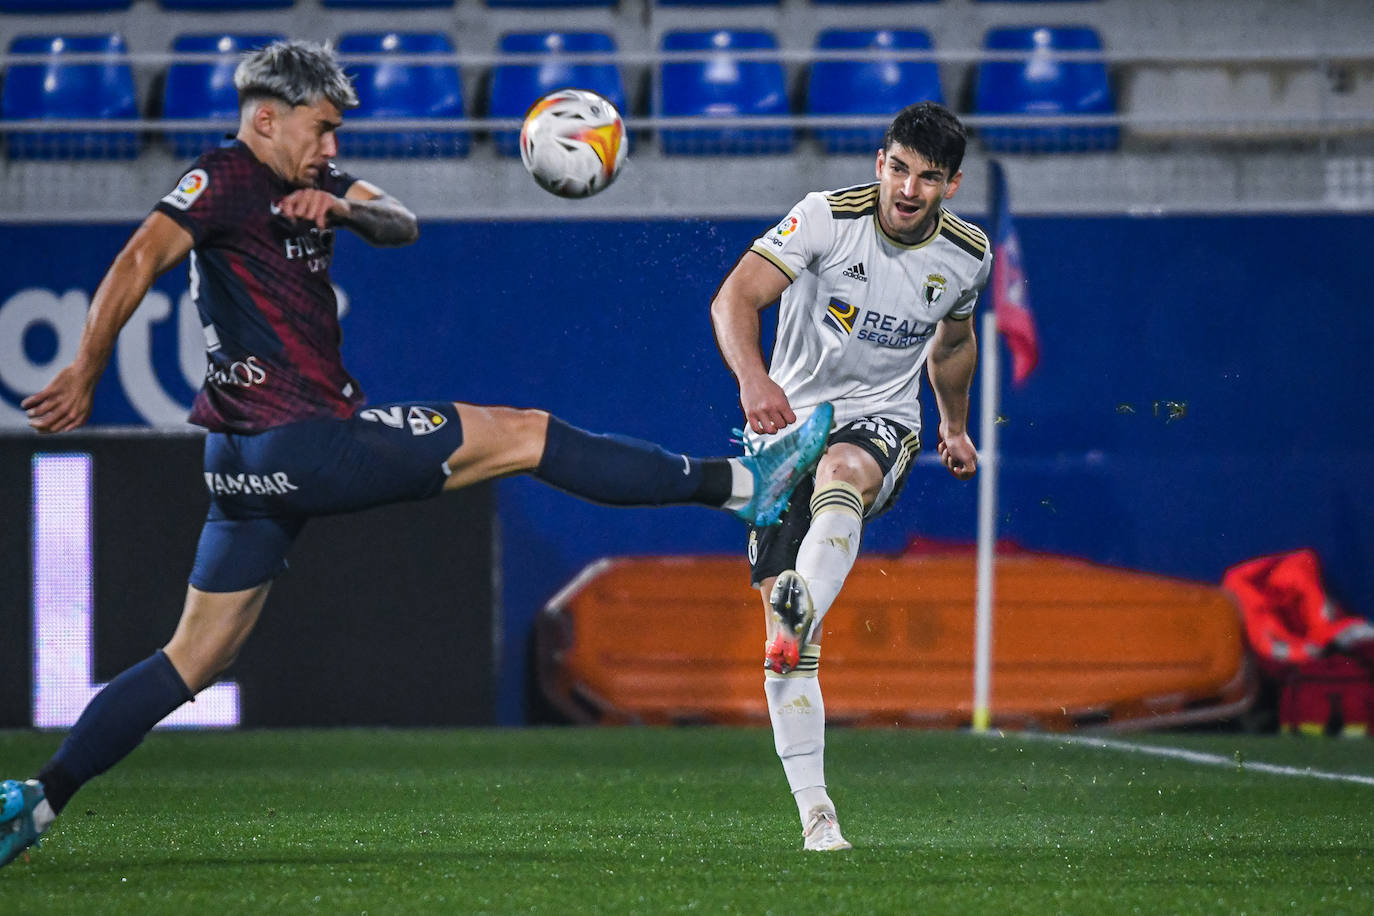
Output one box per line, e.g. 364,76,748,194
817,453,865,483
817,451,881,503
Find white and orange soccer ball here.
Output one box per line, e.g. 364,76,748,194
519,88,627,199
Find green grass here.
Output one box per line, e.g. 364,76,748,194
2,727,1373,914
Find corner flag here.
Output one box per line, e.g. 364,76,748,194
988,160,1039,386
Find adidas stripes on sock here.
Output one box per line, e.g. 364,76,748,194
794,481,865,632
765,645,834,823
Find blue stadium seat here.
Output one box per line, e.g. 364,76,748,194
486,0,612,7
164,34,285,160
158,0,293,8
808,29,941,155
656,0,776,6
658,30,792,156
0,0,130,10
335,32,468,159
2,34,140,160
488,32,625,158
974,25,1118,152
322,0,453,7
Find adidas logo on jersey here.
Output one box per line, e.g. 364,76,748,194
842,261,868,282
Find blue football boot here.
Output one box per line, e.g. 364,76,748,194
0,779,48,869
736,401,834,527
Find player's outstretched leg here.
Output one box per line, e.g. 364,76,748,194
0,779,52,869
527,401,834,527
765,570,816,675
736,403,834,527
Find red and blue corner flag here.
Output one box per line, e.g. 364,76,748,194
988,160,1039,385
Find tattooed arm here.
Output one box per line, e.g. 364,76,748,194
277,179,420,247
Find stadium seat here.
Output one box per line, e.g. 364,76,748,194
974,25,1118,152
322,0,454,7
335,32,468,159
488,31,625,158
658,30,793,156
0,0,130,10
2,34,140,160
164,34,285,160
656,0,777,6
808,29,942,155
486,0,613,7
158,0,293,8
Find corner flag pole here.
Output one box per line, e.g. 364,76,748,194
972,305,999,733
973,159,1038,733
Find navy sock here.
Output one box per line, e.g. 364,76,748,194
535,416,732,507
36,650,193,814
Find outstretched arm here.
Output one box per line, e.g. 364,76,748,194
710,251,794,436
22,212,193,433
277,179,419,247
927,314,979,480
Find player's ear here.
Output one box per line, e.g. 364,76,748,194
875,149,886,180
246,99,278,139
943,169,963,199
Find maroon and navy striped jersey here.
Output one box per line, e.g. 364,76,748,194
154,141,366,432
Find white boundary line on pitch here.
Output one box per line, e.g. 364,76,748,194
989,730,1374,787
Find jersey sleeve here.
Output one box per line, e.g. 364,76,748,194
748,192,833,282
153,157,243,246
946,248,993,321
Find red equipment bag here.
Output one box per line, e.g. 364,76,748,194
1223,549,1374,735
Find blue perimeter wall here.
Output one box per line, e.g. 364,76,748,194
2,215,1370,724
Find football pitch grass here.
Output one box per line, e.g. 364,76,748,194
2,727,1372,914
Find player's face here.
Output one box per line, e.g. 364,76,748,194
874,145,961,245
271,97,343,187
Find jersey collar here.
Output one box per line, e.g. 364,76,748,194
873,207,945,251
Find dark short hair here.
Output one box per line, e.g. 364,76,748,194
882,101,967,177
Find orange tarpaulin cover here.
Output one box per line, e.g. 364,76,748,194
536,553,1254,730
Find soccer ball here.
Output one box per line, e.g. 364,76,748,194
519,89,627,199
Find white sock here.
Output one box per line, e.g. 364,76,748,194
765,646,833,824
721,458,754,513
32,797,55,834
795,481,864,632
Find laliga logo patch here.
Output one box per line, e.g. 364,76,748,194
747,529,759,565
774,215,799,238
923,273,947,305
162,169,209,211
407,406,447,436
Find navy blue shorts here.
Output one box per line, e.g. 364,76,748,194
190,402,463,592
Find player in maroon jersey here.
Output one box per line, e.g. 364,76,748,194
3,40,834,867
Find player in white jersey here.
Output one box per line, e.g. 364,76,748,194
710,101,989,851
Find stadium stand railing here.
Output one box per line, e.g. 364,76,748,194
0,0,1371,216
2,41,1371,153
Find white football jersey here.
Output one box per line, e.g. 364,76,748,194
749,183,992,435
